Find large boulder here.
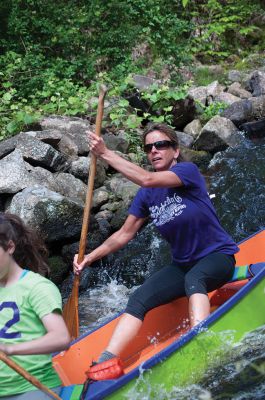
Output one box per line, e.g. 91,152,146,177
176,131,194,148
188,86,208,106
227,82,252,99
8,186,84,242
246,70,265,97
70,156,106,188
222,99,253,126
103,131,130,153
183,119,202,139
206,81,225,100
194,115,240,153
106,174,139,204
40,116,91,155
239,119,265,139
214,92,241,106
171,96,197,130
25,129,62,147
17,133,67,171
0,150,36,193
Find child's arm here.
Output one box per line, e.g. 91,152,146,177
0,312,70,355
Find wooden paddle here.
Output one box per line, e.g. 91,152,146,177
63,85,107,339
0,350,62,400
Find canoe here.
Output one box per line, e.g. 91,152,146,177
55,229,265,400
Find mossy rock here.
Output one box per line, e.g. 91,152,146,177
48,255,69,285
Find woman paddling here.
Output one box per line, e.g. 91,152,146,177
73,122,239,377
0,212,70,399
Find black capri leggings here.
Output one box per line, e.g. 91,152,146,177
125,252,235,321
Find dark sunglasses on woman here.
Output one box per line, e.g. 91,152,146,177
144,140,175,153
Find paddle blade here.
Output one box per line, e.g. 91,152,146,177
62,275,80,339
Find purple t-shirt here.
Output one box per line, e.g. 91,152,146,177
128,162,239,265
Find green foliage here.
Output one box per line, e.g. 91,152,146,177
199,101,228,124
106,82,189,132
234,53,265,71
187,0,265,61
0,1,264,139
141,83,189,125
193,66,227,86
0,51,98,138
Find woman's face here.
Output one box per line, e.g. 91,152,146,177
144,130,180,171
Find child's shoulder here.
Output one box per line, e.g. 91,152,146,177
24,271,59,292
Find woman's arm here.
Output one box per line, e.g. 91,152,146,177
88,132,182,188
0,312,70,356
73,214,147,274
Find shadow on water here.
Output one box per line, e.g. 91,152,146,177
76,135,265,399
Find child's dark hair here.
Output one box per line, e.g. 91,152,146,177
143,122,186,162
0,212,50,276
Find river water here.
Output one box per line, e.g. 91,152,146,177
75,136,265,399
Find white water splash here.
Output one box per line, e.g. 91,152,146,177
79,280,138,333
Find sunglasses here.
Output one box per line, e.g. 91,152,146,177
143,140,175,153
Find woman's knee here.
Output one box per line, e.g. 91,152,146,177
184,273,207,297
125,288,148,321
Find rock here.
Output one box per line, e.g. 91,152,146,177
8,186,84,242
53,173,87,204
103,131,130,153
131,74,160,91
214,92,241,105
106,174,139,204
227,70,245,83
25,130,62,147
171,96,197,129
58,135,79,159
194,115,240,153
249,95,265,119
48,256,69,285
188,86,207,105
0,134,21,158
101,201,121,212
70,156,106,188
95,209,113,222
110,205,129,231
183,119,202,139
239,119,265,139
181,148,212,169
40,116,91,155
206,81,225,99
16,133,67,171
26,165,57,191
247,70,265,97
0,150,36,193
222,99,253,126
227,82,252,99
92,187,110,209
176,131,194,148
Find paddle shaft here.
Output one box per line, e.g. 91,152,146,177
78,85,107,265
63,85,107,338
0,351,62,400
77,87,107,263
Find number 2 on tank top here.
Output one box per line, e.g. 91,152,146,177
0,301,21,339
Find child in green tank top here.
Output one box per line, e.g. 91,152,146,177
0,212,70,399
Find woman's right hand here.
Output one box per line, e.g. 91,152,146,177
73,254,92,275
